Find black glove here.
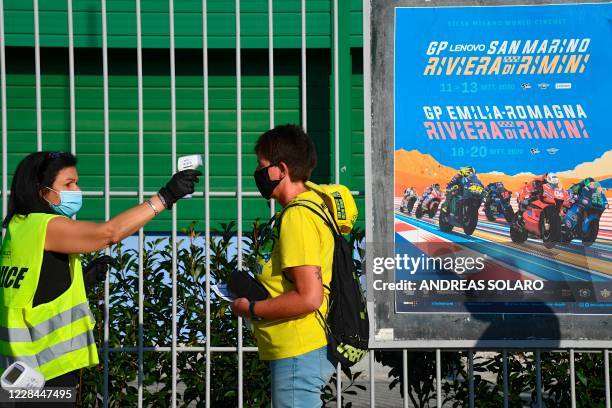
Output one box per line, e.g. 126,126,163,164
84,255,113,291
158,169,202,209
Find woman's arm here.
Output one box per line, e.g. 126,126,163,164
231,265,324,320
45,194,165,254
45,169,200,254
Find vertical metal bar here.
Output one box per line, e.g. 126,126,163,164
361,0,371,210
300,0,306,131
536,350,542,408
605,349,610,408
33,0,42,151
169,0,178,406
268,0,274,131
268,0,275,218
235,1,243,407
502,350,508,408
0,0,7,226
332,0,342,407
332,0,339,183
570,349,576,408
468,350,474,408
369,351,375,408
402,350,409,408
336,362,341,407
361,2,373,373
235,0,242,275
67,0,75,155
202,1,211,407
335,0,351,185
436,349,442,408
101,0,110,406
135,0,144,406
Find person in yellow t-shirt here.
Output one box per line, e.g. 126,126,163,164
231,124,336,408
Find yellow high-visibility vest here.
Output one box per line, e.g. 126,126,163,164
0,213,98,380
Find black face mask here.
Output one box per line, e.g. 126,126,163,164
254,163,281,200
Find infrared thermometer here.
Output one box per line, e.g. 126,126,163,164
1,362,45,391
177,155,203,199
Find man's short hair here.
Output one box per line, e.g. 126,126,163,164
254,124,317,182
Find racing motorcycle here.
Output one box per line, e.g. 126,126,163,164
483,184,514,223
399,190,418,215
439,175,484,235
510,182,569,249
415,189,443,219
561,181,608,245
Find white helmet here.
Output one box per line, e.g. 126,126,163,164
546,173,559,185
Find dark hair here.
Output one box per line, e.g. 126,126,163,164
3,151,77,227
254,124,317,182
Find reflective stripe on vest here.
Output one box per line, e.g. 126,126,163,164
0,330,95,369
0,302,93,343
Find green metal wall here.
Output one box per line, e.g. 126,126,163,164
2,0,363,49
0,0,364,232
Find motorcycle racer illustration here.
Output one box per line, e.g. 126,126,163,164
562,177,608,245
415,183,443,218
512,172,569,248
483,181,514,222
399,186,418,214
439,166,485,235
445,166,478,216
518,173,558,211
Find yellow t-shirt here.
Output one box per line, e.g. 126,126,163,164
253,190,334,360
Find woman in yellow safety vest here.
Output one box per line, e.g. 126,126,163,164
0,151,200,406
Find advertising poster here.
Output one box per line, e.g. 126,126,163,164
386,3,612,328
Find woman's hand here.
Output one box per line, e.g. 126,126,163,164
83,255,113,291
231,297,250,318
158,169,202,209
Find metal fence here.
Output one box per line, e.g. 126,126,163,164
0,1,610,407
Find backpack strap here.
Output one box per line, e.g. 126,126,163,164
277,200,338,291
277,200,345,340
278,199,341,237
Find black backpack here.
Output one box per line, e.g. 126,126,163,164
279,199,369,368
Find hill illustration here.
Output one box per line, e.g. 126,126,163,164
557,150,612,180
394,149,611,196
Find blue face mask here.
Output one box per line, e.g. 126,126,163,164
46,188,83,217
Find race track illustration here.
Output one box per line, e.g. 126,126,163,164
393,192,612,314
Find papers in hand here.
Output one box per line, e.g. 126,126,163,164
212,284,235,302
212,283,253,330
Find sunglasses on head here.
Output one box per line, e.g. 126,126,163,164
46,152,66,160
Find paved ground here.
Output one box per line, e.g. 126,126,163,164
329,358,408,407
